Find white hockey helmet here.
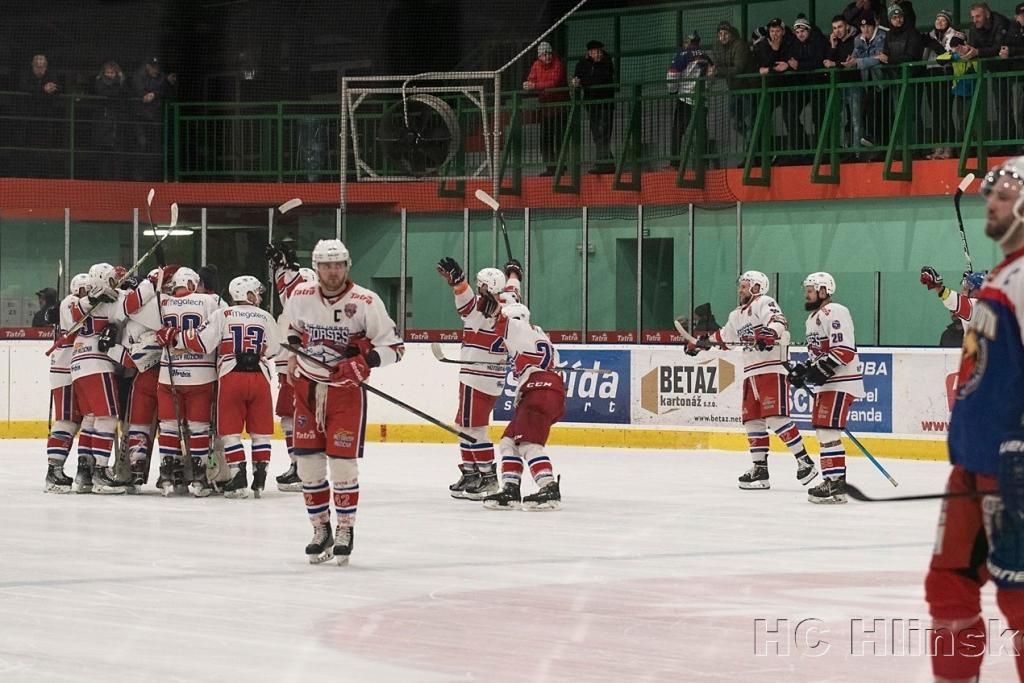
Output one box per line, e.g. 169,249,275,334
228,275,264,304
311,239,351,266
981,156,1024,245
70,273,91,296
298,267,317,284
171,266,200,292
803,271,836,296
738,270,770,295
476,267,507,295
88,262,116,287
502,302,530,323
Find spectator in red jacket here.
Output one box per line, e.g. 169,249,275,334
523,41,568,176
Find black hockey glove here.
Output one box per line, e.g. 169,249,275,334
119,275,141,291
477,291,500,318
436,256,466,287
920,266,943,292
96,324,119,353
685,335,712,356
787,360,811,389
504,258,524,281
804,356,840,387
265,241,298,270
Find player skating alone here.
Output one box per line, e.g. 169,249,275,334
474,302,564,511
787,273,865,504
436,256,522,500
687,271,816,490
925,157,1024,682
44,273,90,493
284,239,405,565
181,276,281,498
920,266,984,325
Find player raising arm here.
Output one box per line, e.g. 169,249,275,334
920,266,984,325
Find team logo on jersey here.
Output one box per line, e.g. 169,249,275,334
297,414,308,429
333,428,354,449
957,303,997,399
344,304,357,319
832,320,841,330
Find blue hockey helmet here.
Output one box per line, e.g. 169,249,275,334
962,271,986,292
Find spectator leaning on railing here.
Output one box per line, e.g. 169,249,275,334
924,10,967,159
523,41,568,177
879,4,924,149
93,62,126,180
999,3,1024,142
824,15,863,151
16,54,61,177
571,40,616,174
936,35,981,158
963,2,1012,152
711,20,752,136
666,31,713,169
785,16,829,159
845,13,887,148
131,56,177,180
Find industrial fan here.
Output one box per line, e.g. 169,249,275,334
376,93,461,177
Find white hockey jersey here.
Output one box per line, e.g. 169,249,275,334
492,312,558,397
49,294,77,389
713,294,791,378
941,289,975,329
105,318,162,374
183,304,282,381
64,292,126,381
804,302,865,397
284,280,404,385
452,276,521,396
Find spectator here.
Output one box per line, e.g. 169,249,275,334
880,5,924,68
785,16,829,159
691,302,721,334
666,31,713,169
887,0,918,28
962,3,1012,151
936,35,980,158
18,54,59,95
93,61,126,180
939,311,965,346
131,57,177,180
924,10,966,159
572,40,616,174
844,13,887,147
523,41,568,176
843,0,885,28
711,21,753,136
755,18,794,78
999,3,1024,141
16,54,62,177
823,15,864,152
32,287,58,328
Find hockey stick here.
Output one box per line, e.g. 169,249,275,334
843,428,899,487
845,482,996,503
281,342,477,443
672,319,748,348
954,173,976,273
474,189,514,263
47,258,63,435
268,198,303,313
428,342,617,375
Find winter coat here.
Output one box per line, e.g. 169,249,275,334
852,26,888,82
755,34,796,84
573,54,615,99
1005,19,1024,65
787,31,829,83
883,23,924,75
967,11,1012,68
525,56,568,119
711,31,752,89
93,73,125,149
131,66,175,121
666,47,713,104
936,51,979,97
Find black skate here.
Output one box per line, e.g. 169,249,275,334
156,456,181,497
188,457,214,498
306,522,334,564
92,466,128,495
483,482,521,510
251,462,268,498
333,524,355,566
523,476,561,511
450,469,481,500
172,460,188,496
127,455,150,495
44,461,72,494
463,471,498,500
738,463,770,490
72,455,94,494
275,462,302,493
795,453,818,485
808,475,847,504
223,463,249,499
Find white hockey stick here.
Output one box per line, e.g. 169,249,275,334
429,342,617,375
474,189,514,262
954,173,975,273
672,320,747,348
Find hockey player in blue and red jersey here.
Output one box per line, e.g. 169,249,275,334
926,156,1024,682
919,266,985,326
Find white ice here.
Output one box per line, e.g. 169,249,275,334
0,439,1016,682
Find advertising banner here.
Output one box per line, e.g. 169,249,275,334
629,348,744,428
891,350,961,435
787,351,893,433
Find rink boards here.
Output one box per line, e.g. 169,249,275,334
0,341,958,460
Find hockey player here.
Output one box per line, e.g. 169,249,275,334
787,272,865,504
925,157,1024,682
436,256,522,500
920,266,985,325
687,271,817,490
284,239,404,565
44,273,90,493
181,275,281,498
64,263,129,494
474,301,564,510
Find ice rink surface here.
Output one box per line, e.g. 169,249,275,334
1,439,1017,682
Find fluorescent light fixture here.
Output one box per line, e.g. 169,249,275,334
143,228,195,236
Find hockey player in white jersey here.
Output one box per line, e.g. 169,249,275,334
437,256,522,500
920,266,984,326
181,275,281,498
43,273,90,493
787,272,866,504
284,239,405,565
687,270,816,490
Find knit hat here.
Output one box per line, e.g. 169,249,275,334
860,12,877,26
793,17,812,30
888,5,904,18
585,40,604,50
537,41,553,56
1016,2,1024,14
936,9,953,23
685,31,701,45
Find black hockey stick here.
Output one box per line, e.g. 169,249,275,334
281,343,477,443
846,482,997,503
47,258,62,435
429,342,618,375
954,173,976,273
474,189,514,263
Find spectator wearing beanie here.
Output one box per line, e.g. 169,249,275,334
523,41,568,176
924,10,967,159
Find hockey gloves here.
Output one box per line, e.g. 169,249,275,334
754,327,779,351
436,257,465,287
155,326,179,348
504,258,524,281
96,324,118,353
344,334,374,359
920,266,944,292
330,355,371,387
119,275,140,291
476,291,500,318
791,356,840,388
265,241,299,270
87,285,118,307
148,264,179,288
685,335,712,356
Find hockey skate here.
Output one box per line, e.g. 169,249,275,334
188,457,214,498
483,483,521,510
808,475,847,504
306,523,334,564
222,463,249,499
156,456,182,497
449,468,481,500
92,466,128,495
72,455,94,494
333,525,355,566
275,462,302,492
795,453,818,485
738,463,770,490
463,471,498,501
126,455,150,495
44,461,72,494
251,462,268,498
172,460,188,496
522,476,561,511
